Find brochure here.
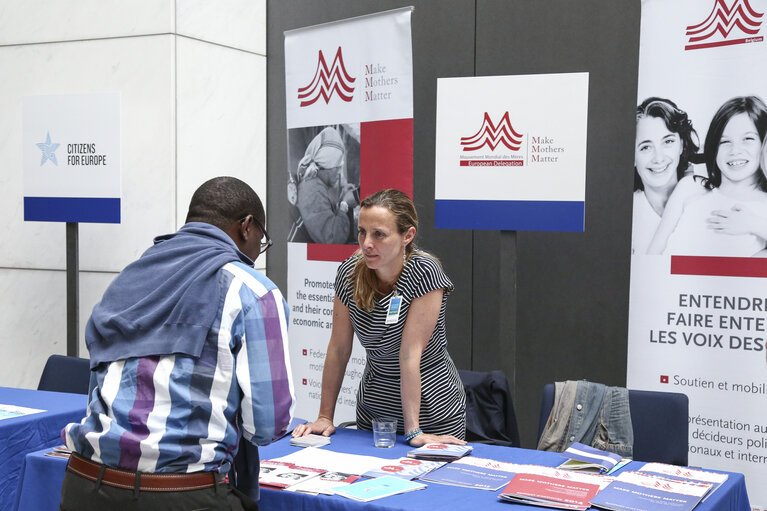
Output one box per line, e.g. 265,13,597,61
284,471,360,495
558,442,624,474
273,447,388,475
333,475,426,502
363,457,445,480
499,473,602,511
0,403,45,420
407,443,473,461
638,462,728,501
589,471,712,511
418,461,514,490
289,433,331,448
258,460,325,489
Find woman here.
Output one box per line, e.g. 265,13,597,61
292,189,466,446
632,97,699,254
662,96,767,256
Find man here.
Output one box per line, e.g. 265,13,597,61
60,177,294,510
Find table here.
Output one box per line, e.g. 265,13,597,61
0,387,86,511
258,427,750,511
14,427,751,511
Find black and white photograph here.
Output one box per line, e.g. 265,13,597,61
287,124,361,244
632,95,767,257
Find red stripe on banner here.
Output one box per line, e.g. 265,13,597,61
360,119,414,199
307,243,358,262
670,255,767,278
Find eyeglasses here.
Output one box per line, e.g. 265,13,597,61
240,215,273,254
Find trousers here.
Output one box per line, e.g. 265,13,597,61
59,464,259,511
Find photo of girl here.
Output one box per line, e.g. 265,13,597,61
631,97,700,254
656,96,767,257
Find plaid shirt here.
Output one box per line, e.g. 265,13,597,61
64,261,295,473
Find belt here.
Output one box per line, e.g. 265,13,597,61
67,453,225,492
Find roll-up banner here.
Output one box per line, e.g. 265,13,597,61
284,7,414,423
628,1,767,506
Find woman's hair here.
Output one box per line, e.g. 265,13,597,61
634,97,699,191
704,96,767,191
351,189,420,311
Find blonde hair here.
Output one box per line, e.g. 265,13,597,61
351,189,419,311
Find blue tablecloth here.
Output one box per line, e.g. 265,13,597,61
14,426,750,511
0,387,86,511
258,427,751,511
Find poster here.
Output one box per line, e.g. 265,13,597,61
434,73,588,231
284,7,413,423
23,92,121,223
627,1,767,507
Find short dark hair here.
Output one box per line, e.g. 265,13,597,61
185,176,264,231
634,97,699,191
704,96,767,191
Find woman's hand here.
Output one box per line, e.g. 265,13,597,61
407,432,467,447
291,416,336,438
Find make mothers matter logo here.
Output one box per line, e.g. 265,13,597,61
458,112,524,167
461,112,522,152
685,0,764,50
297,47,356,107
458,111,567,168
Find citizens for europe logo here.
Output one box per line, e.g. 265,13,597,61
297,47,356,107
685,0,763,50
36,132,60,166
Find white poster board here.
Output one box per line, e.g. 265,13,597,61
23,92,121,223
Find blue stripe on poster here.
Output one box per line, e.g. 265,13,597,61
24,197,121,223
435,199,584,232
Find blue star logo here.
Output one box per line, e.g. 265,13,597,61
36,131,60,166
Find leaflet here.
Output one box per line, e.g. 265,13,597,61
333,475,426,502
362,457,445,480
499,473,602,511
258,460,325,489
589,471,712,511
284,471,360,495
418,462,513,490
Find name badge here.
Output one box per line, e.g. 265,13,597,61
386,295,402,324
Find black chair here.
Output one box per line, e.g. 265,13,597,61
537,383,689,465
459,369,520,447
37,355,91,395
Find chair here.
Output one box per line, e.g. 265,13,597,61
537,383,689,465
37,355,91,395
459,369,520,447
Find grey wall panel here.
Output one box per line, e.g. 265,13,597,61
269,0,642,449
474,0,641,446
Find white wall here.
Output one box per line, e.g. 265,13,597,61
0,0,267,388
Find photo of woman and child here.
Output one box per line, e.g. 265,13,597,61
632,95,767,257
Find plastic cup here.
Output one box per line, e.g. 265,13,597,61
372,418,397,448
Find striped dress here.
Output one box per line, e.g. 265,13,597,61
335,253,466,438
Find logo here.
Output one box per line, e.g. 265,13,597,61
461,112,522,152
36,131,60,166
297,47,356,107
685,0,764,50
458,112,525,168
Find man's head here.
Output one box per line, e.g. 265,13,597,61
186,176,269,260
